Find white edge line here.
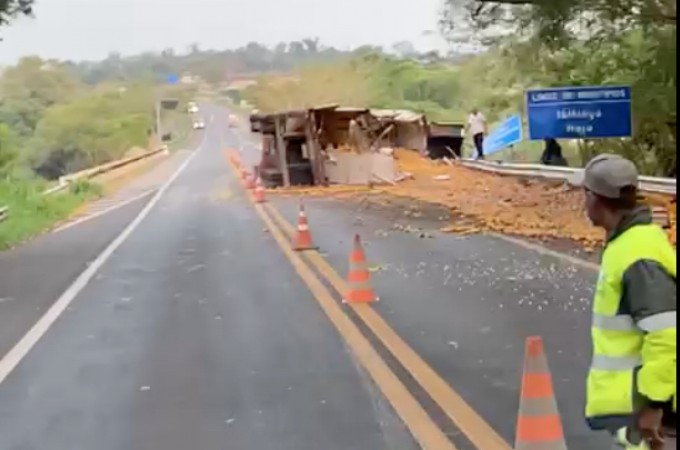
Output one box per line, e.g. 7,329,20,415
489,232,600,272
0,131,207,385
52,188,158,234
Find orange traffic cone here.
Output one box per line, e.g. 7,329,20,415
253,178,267,203
293,203,317,251
344,234,378,304
515,337,567,450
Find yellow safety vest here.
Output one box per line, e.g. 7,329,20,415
587,224,677,422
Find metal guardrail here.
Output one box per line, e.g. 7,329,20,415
43,147,169,196
460,160,677,195
0,147,169,225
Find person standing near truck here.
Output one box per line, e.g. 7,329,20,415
574,154,677,450
541,138,568,167
467,108,487,160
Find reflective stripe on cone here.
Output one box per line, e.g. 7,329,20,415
515,336,567,450
344,234,377,304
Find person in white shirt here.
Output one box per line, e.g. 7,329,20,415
467,108,488,160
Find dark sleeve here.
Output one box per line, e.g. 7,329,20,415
622,261,677,409
620,260,677,323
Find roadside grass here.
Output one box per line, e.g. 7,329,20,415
0,113,189,252
0,179,103,250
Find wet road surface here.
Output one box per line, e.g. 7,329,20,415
0,105,616,449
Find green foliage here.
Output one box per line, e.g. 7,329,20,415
247,30,676,175
31,86,153,175
366,57,462,115
69,179,103,197
439,2,676,173
70,40,356,86
0,123,18,175
247,54,468,122
0,53,191,249
0,0,33,28
0,57,81,136
245,61,377,113
0,177,100,249
442,0,676,46
479,31,676,174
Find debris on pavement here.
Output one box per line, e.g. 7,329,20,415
267,148,676,251
386,149,677,249
368,264,389,273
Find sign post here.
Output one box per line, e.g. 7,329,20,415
155,74,181,143
526,86,632,140
166,74,180,85
483,114,523,157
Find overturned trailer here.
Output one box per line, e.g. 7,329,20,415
250,105,428,188
250,107,328,188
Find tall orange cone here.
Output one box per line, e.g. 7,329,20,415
293,203,317,251
253,178,267,203
344,234,378,304
515,336,567,450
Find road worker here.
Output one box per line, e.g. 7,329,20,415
574,154,677,450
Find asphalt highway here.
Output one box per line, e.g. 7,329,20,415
0,105,617,449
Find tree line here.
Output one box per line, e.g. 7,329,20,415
0,57,162,180
66,39,452,87
440,0,676,175
246,1,676,176
2,0,676,175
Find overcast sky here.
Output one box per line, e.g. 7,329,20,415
0,0,448,63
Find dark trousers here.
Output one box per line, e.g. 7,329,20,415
473,133,485,159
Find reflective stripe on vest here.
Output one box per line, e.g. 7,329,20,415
587,224,677,421
592,311,677,333
638,312,677,333
593,314,636,332
591,354,642,371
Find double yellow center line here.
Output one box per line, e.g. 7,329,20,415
228,153,511,450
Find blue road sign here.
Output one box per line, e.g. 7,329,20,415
484,114,523,155
526,85,632,140
166,74,180,85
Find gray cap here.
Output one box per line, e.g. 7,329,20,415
571,154,639,199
